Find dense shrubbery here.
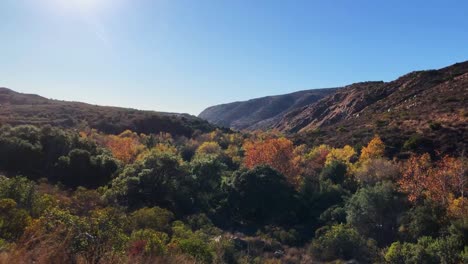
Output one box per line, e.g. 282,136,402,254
0,125,466,263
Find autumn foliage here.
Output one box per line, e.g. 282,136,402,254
398,154,467,210
243,138,301,186
104,131,144,164
359,136,385,162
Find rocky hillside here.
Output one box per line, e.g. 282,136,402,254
199,88,337,130
280,61,468,155
201,61,468,155
0,88,216,136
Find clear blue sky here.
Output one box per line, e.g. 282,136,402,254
1,0,467,115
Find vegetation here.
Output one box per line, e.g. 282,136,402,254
0,125,466,263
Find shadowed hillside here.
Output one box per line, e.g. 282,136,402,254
0,88,216,136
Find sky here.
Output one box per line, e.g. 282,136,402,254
0,0,467,115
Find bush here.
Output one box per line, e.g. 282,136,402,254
309,224,378,262
129,229,169,256
385,235,464,264
0,199,31,240
130,207,174,232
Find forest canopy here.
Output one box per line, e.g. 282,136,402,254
0,124,466,264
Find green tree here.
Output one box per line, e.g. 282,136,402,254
346,182,406,245
227,165,298,226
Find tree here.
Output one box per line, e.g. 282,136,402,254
346,182,405,245
195,141,222,158
385,235,465,264
309,224,378,262
104,133,144,164
189,156,227,212
355,158,399,185
398,154,467,208
359,135,385,162
398,201,446,241
325,145,356,167
227,166,298,226
243,138,301,187
319,160,347,185
54,149,118,188
398,153,432,203
107,151,193,213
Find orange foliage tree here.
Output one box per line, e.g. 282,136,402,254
398,153,433,203
398,154,467,210
104,130,144,164
243,138,301,187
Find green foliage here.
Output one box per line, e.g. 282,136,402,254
0,198,31,240
0,124,464,263
170,221,214,263
403,134,433,153
346,181,405,245
107,150,193,213
309,224,378,262
130,207,174,232
189,155,227,212
129,229,169,256
54,149,118,188
227,166,298,226
0,176,37,211
398,202,447,241
385,235,465,264
319,160,347,184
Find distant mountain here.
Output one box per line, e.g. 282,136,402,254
201,61,468,155
199,88,338,130
0,88,215,136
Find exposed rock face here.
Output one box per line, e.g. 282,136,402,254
198,88,338,130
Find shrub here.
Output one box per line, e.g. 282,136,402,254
129,229,169,256
130,207,174,232
0,199,31,240
309,224,378,262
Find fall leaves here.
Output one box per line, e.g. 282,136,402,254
81,128,467,219
398,154,467,218
243,138,302,187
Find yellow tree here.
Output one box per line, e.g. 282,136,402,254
359,135,385,162
325,145,356,166
195,141,222,157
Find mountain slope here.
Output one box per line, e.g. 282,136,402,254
200,61,467,155
0,88,215,136
198,88,338,130
278,61,468,155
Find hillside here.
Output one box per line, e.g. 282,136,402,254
201,61,468,156
198,88,337,130
0,88,215,136
277,61,468,155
